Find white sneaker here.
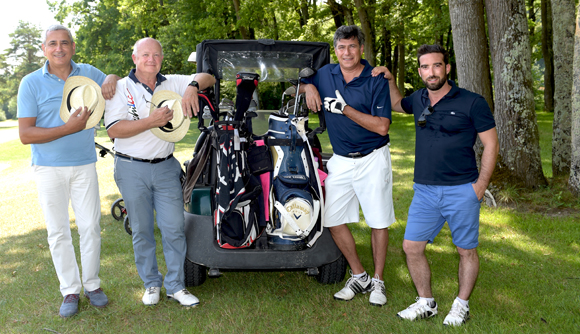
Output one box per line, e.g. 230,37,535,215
333,270,372,301
397,297,438,321
142,287,161,306
167,289,200,307
443,299,470,326
368,276,387,307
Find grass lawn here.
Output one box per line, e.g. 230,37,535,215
0,111,578,333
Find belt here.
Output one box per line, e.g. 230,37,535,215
344,141,389,159
115,152,173,164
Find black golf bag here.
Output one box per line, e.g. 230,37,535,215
183,73,266,249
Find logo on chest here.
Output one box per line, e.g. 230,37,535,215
126,89,139,120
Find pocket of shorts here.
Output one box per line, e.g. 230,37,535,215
468,182,483,203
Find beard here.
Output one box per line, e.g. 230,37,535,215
422,74,447,91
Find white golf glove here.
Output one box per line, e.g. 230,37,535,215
324,90,348,115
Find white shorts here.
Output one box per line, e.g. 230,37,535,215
324,144,396,229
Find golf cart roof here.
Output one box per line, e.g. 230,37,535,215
195,39,330,82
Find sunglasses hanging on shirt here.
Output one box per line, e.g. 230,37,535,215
417,105,434,127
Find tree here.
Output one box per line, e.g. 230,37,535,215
551,0,576,177
485,0,547,188
541,0,555,113
353,0,376,65
449,0,495,180
0,21,43,119
570,3,580,196
449,0,493,110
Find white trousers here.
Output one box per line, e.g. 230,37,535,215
33,163,102,296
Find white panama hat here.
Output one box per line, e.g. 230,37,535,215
150,90,190,142
60,76,105,130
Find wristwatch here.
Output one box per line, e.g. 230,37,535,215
188,80,199,90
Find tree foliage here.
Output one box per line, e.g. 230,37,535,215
0,21,44,119
5,0,579,192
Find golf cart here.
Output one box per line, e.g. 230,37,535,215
183,39,346,287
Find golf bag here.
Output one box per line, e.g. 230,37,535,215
266,113,325,249
198,72,265,249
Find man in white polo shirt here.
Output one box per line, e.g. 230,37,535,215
105,37,215,307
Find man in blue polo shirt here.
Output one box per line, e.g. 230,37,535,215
373,44,499,326
17,24,119,318
301,25,396,307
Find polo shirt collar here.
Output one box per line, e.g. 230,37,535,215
42,59,80,78
128,69,167,95
331,59,372,78
421,80,460,102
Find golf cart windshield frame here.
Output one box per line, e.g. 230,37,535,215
195,39,330,102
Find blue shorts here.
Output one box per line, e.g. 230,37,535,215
404,182,482,249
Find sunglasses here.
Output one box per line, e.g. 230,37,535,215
417,106,434,127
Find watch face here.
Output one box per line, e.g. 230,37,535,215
190,80,199,89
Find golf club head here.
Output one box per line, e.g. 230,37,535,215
284,86,296,96
298,67,316,79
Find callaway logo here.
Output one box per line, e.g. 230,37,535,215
126,89,139,120
294,214,302,219
287,202,310,215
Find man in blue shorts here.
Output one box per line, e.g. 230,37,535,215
373,44,499,326
301,25,396,307
17,24,119,317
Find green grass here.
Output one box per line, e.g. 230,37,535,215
0,113,579,333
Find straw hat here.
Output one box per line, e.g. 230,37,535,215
60,76,105,129
150,90,190,142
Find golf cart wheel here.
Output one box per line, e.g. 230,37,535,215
123,215,132,236
111,198,126,221
184,258,207,287
316,254,347,284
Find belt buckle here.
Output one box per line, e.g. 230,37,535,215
348,152,363,158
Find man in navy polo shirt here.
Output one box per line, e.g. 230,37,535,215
373,44,499,326
301,25,396,307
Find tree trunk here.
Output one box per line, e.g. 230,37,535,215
551,0,576,177
392,44,399,88
542,0,555,113
528,0,536,36
328,0,344,29
353,0,376,66
449,0,495,179
344,2,355,26
449,0,494,111
397,35,405,95
485,0,547,188
569,4,580,196
232,0,249,39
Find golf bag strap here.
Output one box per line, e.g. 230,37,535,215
182,132,212,203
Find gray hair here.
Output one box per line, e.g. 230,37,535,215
43,24,74,44
333,25,365,48
132,37,164,56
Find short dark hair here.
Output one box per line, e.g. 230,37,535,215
417,44,449,66
333,25,365,48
